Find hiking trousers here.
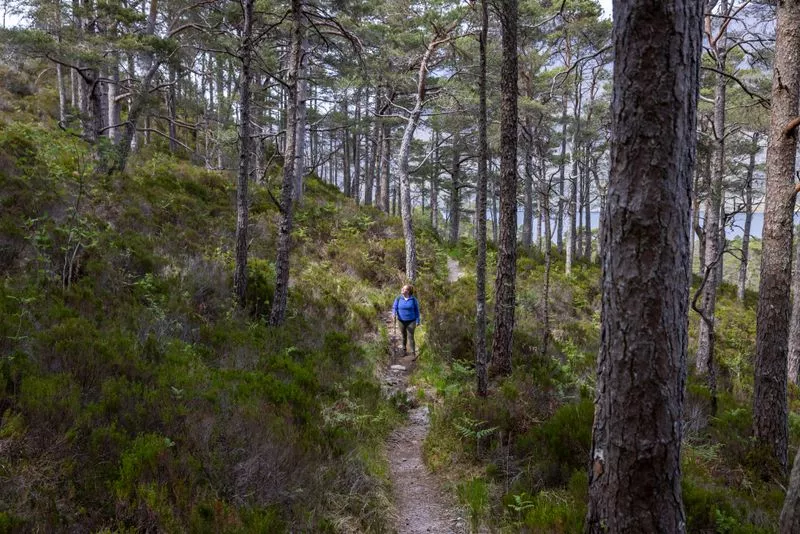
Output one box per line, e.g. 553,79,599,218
398,320,417,355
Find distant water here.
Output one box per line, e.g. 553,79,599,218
515,211,773,239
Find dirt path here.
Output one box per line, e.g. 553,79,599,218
383,272,466,533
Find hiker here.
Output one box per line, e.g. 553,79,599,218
393,284,421,359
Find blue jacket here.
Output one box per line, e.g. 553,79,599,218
393,295,420,323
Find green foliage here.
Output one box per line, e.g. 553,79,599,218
456,477,490,531
0,124,403,531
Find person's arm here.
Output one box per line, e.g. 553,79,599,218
393,297,399,319
414,297,421,324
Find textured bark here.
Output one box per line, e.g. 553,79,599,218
476,0,488,397
269,0,303,326
292,39,308,202
697,0,728,377
394,29,449,281
737,132,758,301
789,226,800,384
585,0,702,530
107,53,120,143
233,0,254,308
782,445,800,533
490,0,518,377
753,0,800,474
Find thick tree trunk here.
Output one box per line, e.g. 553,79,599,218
753,0,800,475
269,0,303,326
476,0,489,397
585,0,702,530
233,0,254,308
490,0,518,377
697,3,728,377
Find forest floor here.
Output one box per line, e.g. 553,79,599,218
384,259,467,534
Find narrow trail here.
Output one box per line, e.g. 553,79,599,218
383,260,467,534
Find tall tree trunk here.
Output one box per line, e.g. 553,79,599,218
343,97,352,197
352,88,362,203
522,121,534,248
393,29,449,281
556,94,568,253
476,0,489,397
738,132,758,301
788,225,800,385
108,53,120,143
292,38,308,202
583,158,592,259
491,159,498,243
585,0,702,530
431,129,439,230
380,124,391,213
696,2,728,377
168,66,178,153
490,0,518,376
782,446,800,532
233,0,254,308
753,0,800,475
269,0,303,326
449,139,461,244
566,74,582,274
365,104,379,206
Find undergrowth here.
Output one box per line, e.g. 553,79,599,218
0,119,406,532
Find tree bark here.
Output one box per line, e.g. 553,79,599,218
269,0,303,326
556,94,567,253
490,0,518,377
696,0,728,377
394,29,449,281
476,0,489,397
782,445,800,533
293,38,308,202
585,0,702,530
753,0,800,475
379,123,391,213
233,0,254,308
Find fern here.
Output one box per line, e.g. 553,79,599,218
454,415,498,457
